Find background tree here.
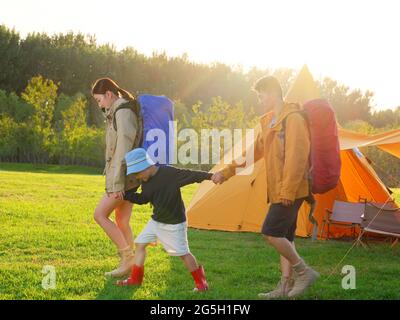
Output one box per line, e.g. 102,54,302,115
1,24,400,177
21,76,58,163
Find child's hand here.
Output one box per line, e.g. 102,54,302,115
107,191,125,200
211,171,225,184
115,191,125,200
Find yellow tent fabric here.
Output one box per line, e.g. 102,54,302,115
285,64,321,104
340,127,400,158
187,65,398,238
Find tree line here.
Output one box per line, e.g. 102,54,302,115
1,24,400,185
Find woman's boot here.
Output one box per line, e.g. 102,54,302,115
105,245,135,278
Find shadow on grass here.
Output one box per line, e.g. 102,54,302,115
95,276,139,300
160,255,200,300
0,162,102,175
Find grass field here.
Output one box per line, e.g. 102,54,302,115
0,162,399,300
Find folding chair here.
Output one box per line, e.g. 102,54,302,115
358,196,397,209
320,201,364,240
356,203,400,248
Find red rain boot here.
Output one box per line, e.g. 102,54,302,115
116,265,144,286
191,265,209,292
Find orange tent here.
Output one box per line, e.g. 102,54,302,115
187,65,400,238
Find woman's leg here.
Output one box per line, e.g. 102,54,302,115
94,193,129,249
115,200,135,249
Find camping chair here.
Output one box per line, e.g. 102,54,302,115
320,201,365,240
358,196,397,209
355,203,400,248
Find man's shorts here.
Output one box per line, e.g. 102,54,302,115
135,219,190,256
261,198,306,242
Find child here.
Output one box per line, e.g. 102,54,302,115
116,148,215,291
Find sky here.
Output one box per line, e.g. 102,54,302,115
2,0,400,110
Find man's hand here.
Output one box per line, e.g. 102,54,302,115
211,171,225,184
281,198,293,207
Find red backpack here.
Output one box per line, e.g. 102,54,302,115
283,99,341,195
303,99,341,194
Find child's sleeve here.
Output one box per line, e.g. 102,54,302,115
174,167,213,187
123,189,150,204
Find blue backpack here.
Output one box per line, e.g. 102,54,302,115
113,94,174,165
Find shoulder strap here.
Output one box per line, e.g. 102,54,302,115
281,110,313,200
113,100,144,148
281,110,307,133
113,101,134,131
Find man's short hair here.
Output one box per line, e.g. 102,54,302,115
253,76,283,98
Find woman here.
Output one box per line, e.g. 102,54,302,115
92,78,141,277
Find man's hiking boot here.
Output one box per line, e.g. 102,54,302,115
288,259,319,298
105,245,135,278
258,276,294,299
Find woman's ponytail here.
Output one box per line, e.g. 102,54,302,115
117,87,135,102
92,78,135,102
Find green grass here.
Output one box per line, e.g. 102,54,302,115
0,162,399,300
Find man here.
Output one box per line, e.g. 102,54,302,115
212,76,319,299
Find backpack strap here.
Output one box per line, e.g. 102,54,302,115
281,110,308,133
113,100,144,148
281,111,307,159
282,111,318,236
281,111,313,200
